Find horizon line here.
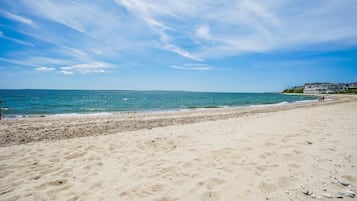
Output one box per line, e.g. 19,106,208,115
0,88,282,94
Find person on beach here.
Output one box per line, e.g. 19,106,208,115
319,96,325,102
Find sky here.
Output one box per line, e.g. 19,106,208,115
0,0,356,92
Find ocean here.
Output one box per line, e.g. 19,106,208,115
0,90,317,119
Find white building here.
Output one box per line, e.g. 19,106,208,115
303,83,347,94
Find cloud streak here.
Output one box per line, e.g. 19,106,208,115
0,31,34,47
115,0,357,58
35,66,56,72
1,0,357,72
0,9,35,27
21,1,87,33
60,62,112,74
169,64,213,71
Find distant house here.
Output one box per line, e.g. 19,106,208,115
303,83,347,94
283,82,357,94
347,82,357,90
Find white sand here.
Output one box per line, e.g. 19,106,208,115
0,96,356,200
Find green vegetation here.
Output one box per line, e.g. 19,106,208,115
282,88,304,93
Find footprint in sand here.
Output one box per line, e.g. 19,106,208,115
146,183,168,194
200,191,222,201
197,178,226,190
264,141,276,147
87,153,101,161
259,181,276,193
34,179,68,191
288,163,300,169
243,146,254,151
260,152,273,159
182,161,195,168
255,165,268,173
340,175,357,183
63,151,87,160
282,153,295,161
0,184,15,196
89,181,103,190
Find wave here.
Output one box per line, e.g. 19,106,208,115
293,99,319,104
3,112,114,120
249,101,289,108
52,112,114,117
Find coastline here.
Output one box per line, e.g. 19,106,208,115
0,90,317,120
1,97,318,121
0,94,356,200
0,94,351,147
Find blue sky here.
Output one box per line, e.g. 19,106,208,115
0,0,356,92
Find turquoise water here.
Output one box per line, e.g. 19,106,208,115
0,90,317,118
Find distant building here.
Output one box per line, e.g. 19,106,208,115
347,82,357,90
283,82,357,94
303,83,347,94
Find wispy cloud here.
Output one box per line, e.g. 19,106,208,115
169,64,213,71
115,0,357,59
0,31,34,47
0,9,35,27
0,56,70,67
21,1,87,33
161,44,203,61
196,25,211,40
35,66,56,72
60,70,73,75
115,0,201,60
60,62,112,74
26,57,70,66
90,48,103,55
1,0,357,72
0,57,36,67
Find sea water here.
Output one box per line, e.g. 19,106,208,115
0,89,317,119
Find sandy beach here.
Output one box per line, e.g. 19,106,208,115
0,95,356,200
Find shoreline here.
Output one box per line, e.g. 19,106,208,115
1,98,319,121
0,94,355,147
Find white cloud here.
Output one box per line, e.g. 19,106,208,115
0,32,34,47
144,17,174,31
115,0,357,59
8,0,151,65
0,56,71,67
21,1,87,33
60,62,111,74
115,0,201,60
35,66,56,72
0,57,36,66
2,0,357,69
26,57,70,66
169,64,213,71
0,9,35,27
90,48,103,55
60,70,74,75
161,44,202,61
196,25,211,40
